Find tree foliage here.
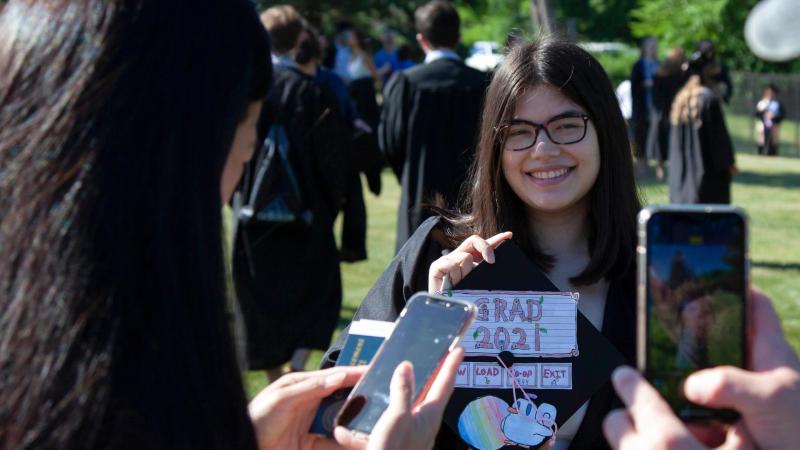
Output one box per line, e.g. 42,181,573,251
255,0,796,73
257,0,425,51
456,0,531,46
556,0,637,42
630,0,798,73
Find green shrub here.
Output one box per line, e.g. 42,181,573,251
590,49,639,87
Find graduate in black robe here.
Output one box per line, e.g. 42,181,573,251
668,76,736,204
379,58,488,251
645,49,686,168
328,35,646,449
234,62,348,372
296,27,380,262
321,218,637,449
630,37,659,163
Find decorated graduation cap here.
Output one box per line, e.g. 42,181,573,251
441,240,626,450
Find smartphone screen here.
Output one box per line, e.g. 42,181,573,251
337,293,476,434
643,209,746,421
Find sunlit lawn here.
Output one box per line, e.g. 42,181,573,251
244,113,800,398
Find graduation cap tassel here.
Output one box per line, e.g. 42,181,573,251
494,354,536,403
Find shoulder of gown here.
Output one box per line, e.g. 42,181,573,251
321,216,448,367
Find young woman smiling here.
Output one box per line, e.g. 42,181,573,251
325,36,641,449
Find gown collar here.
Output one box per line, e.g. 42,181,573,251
271,53,297,69
424,49,461,64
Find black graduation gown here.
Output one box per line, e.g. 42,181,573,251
699,60,733,104
322,217,637,449
630,58,654,157
668,87,735,204
233,66,348,369
379,58,489,252
645,72,685,162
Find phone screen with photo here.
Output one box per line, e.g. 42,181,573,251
645,211,746,420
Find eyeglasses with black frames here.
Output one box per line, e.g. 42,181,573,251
496,113,591,151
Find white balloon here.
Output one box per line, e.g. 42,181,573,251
744,0,800,62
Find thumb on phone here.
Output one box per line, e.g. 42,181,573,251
387,361,414,417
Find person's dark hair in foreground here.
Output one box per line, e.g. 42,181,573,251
380,0,488,251
0,1,270,448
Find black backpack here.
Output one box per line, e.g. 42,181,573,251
234,124,313,276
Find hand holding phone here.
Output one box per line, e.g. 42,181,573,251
335,293,476,436
605,290,800,450
637,205,748,422
333,347,465,450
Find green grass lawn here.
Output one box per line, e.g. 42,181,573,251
244,123,800,398
726,112,800,157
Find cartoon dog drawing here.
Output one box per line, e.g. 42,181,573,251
501,399,557,448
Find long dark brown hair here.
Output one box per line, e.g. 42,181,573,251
0,1,270,448
447,36,641,286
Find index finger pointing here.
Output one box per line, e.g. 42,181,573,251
481,232,512,264
486,231,513,248
453,232,512,264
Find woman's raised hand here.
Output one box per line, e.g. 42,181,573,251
428,232,513,293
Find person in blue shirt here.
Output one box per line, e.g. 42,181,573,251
374,29,400,83
630,36,659,176
395,44,417,72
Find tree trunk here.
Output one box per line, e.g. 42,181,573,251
530,0,556,35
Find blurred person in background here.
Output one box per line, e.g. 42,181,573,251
332,21,354,82
616,79,633,123
343,25,382,131
396,44,417,71
692,39,733,104
380,0,489,252
374,28,400,83
295,26,382,262
233,5,348,382
668,59,736,204
754,83,786,156
646,48,686,180
630,36,659,176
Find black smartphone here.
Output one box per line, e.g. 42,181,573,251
637,205,748,422
335,292,476,436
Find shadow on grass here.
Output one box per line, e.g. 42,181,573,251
734,170,800,188
635,166,800,190
731,136,800,159
753,261,800,271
